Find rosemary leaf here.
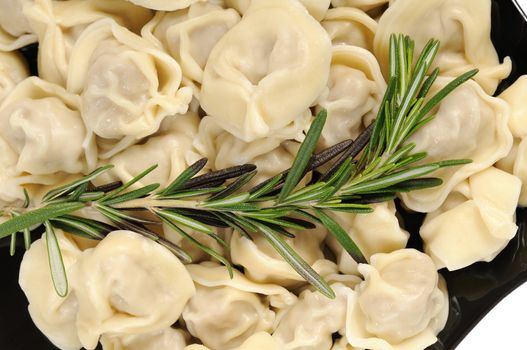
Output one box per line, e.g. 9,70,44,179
155,209,214,235
50,216,107,240
23,228,31,250
99,165,158,202
9,233,16,256
0,202,85,239
314,209,366,264
341,163,441,195
101,183,160,206
160,158,208,195
42,165,113,202
278,110,327,202
44,221,68,297
314,203,373,214
95,204,158,225
253,221,335,299
185,164,256,189
209,171,257,201
159,187,225,200
158,212,233,277
249,174,283,200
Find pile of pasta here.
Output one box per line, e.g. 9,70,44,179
1,0,525,349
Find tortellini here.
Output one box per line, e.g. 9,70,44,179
25,0,152,86
331,0,390,12
127,0,201,11
316,45,386,148
100,328,188,350
0,0,37,51
230,225,328,287
200,0,331,142
194,116,302,184
143,3,240,95
97,112,201,188
374,0,511,95
223,0,331,21
19,230,83,350
182,263,294,350
420,167,521,270
401,78,513,212
0,51,29,103
346,249,448,350
497,76,527,206
66,18,192,157
182,332,282,350
328,201,409,274
322,7,377,50
0,77,96,203
71,231,195,350
273,283,354,350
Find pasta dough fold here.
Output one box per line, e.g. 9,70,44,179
66,18,192,158
71,231,195,350
374,0,511,95
142,3,240,96
0,0,37,50
0,77,96,203
346,249,448,350
316,45,385,149
19,230,83,350
420,167,521,270
182,262,295,349
200,0,331,142
401,78,512,212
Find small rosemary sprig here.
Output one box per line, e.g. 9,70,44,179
0,34,478,299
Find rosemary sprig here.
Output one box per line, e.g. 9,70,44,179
0,34,478,299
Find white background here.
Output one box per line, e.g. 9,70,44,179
455,283,527,349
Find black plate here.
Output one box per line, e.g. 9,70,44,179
1,1,526,349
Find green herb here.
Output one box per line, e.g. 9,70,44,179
0,34,477,298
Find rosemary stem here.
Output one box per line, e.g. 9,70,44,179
111,198,199,210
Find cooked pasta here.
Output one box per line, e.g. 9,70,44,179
3,0,523,349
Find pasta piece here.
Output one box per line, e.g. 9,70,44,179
515,139,527,206
97,112,201,189
331,337,361,350
183,333,282,350
316,45,386,149
230,225,328,287
224,0,331,20
374,0,511,95
497,76,527,206
328,201,409,274
401,78,513,212
126,0,201,11
0,0,37,51
200,0,331,142
499,76,527,139
273,283,354,350
25,0,152,86
71,231,195,350
0,77,96,203
66,18,192,158
100,328,188,350
194,116,303,184
331,0,389,12
142,3,240,96
235,332,282,350
322,7,377,51
182,262,294,350
420,167,521,270
346,249,448,350
19,230,83,350
0,51,29,103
